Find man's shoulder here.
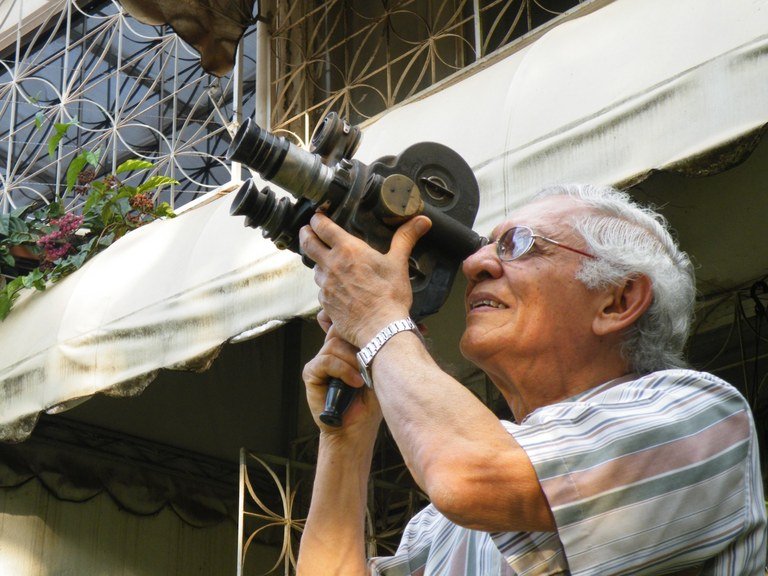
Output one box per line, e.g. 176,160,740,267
584,369,752,422
623,368,748,407
631,368,735,389
511,369,749,430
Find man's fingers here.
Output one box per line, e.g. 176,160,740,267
307,212,431,264
317,309,333,334
308,212,353,249
303,347,364,390
299,221,330,263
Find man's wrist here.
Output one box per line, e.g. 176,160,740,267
356,308,412,346
356,317,420,389
319,428,379,460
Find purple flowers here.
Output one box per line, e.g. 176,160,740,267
36,213,84,263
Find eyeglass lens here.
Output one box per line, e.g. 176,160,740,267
498,227,533,261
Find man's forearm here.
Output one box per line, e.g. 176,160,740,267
297,434,375,575
369,331,555,532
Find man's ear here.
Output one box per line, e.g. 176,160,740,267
593,275,653,336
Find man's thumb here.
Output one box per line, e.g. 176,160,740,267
390,215,432,256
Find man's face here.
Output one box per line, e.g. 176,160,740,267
460,196,606,375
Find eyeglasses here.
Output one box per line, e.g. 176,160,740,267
494,225,596,262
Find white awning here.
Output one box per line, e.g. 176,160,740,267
0,189,320,440
2,0,767,441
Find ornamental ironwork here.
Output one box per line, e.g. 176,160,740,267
269,0,583,143
237,370,500,574
0,0,246,213
1,0,582,214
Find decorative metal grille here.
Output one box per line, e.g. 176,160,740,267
238,451,308,575
0,0,252,213
269,0,583,143
238,434,430,576
237,371,499,575
1,0,583,213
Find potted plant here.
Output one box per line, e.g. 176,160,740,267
0,148,177,320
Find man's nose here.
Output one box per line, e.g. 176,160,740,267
462,241,502,282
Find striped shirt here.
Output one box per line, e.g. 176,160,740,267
369,369,767,575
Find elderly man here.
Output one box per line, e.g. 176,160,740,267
296,183,766,574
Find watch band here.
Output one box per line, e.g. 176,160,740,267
356,318,418,388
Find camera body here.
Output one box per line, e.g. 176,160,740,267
228,112,483,321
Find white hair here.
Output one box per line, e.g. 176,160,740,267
531,183,696,374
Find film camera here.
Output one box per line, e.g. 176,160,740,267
228,112,484,425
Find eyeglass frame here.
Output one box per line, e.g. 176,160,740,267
493,225,596,262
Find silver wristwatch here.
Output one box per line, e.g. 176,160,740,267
356,318,419,388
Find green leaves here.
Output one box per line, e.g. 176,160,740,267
0,246,14,268
116,159,153,174
21,269,46,290
0,210,34,244
1,116,180,321
64,148,101,193
137,175,178,193
0,278,23,320
0,275,38,321
154,202,175,219
1,156,177,321
47,118,78,158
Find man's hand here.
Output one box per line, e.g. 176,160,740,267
299,213,432,348
297,315,384,575
302,309,382,439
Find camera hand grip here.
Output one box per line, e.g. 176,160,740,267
319,378,357,427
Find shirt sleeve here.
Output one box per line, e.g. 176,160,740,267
506,369,764,575
367,505,441,575
368,504,542,575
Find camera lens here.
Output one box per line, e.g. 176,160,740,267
227,118,336,205
227,119,290,181
230,179,313,252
